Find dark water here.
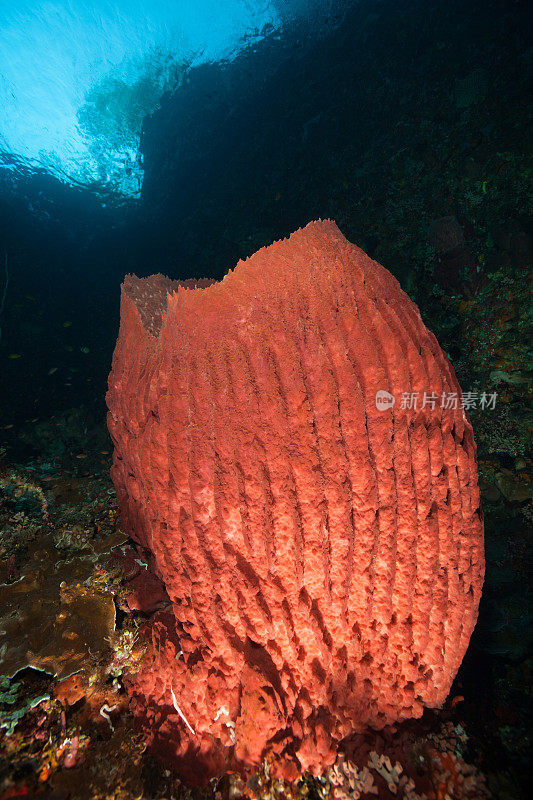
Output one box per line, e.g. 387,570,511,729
0,0,531,796
0,0,530,425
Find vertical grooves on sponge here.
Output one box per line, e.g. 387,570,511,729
372,294,448,692
107,220,484,776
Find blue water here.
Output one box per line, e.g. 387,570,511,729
0,0,285,195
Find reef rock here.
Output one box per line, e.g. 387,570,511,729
106,220,484,782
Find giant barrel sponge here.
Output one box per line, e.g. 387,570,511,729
107,220,484,782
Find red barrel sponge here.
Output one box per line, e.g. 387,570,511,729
107,220,484,782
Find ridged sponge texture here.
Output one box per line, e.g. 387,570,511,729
107,220,484,781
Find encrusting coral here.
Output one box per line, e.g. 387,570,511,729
106,220,485,782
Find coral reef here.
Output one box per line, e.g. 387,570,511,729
323,719,491,800
107,220,484,781
0,464,126,681
0,448,49,519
